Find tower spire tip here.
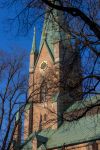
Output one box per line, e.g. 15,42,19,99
31,26,36,54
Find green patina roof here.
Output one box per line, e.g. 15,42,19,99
21,113,100,149
33,40,54,71
65,96,100,113
38,128,56,139
31,4,71,69
21,96,100,149
31,27,36,54
20,129,55,150
39,7,69,58
38,144,46,150
20,131,48,150
37,40,54,63
46,114,100,149
51,92,59,103
14,133,35,150
15,111,19,122
24,103,31,111
15,108,22,122
21,140,32,150
21,132,36,150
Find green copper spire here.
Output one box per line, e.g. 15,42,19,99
31,27,36,54
39,4,69,56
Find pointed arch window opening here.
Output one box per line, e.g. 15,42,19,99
44,114,47,121
39,114,42,131
29,102,33,135
40,80,48,102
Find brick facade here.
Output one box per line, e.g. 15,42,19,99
22,8,99,150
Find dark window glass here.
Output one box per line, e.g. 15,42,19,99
29,102,33,135
39,114,42,131
44,114,47,121
40,81,47,102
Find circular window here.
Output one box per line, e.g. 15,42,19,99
40,61,48,70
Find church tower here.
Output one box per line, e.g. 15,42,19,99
24,4,82,140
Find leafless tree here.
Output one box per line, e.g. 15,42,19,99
0,51,30,150
0,0,99,93
0,0,99,148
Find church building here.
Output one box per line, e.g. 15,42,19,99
15,6,100,150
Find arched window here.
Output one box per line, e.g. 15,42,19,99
44,114,47,121
39,114,42,131
40,80,47,102
29,102,33,135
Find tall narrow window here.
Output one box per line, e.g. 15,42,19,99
29,102,33,135
44,114,47,121
40,81,47,102
39,114,42,131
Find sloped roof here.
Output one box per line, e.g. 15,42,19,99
38,128,55,140
21,97,100,149
20,131,48,150
38,144,46,150
39,8,69,59
45,114,100,149
25,103,31,111
21,132,36,150
21,114,100,149
65,96,100,113
31,27,36,54
33,40,54,71
51,92,59,103
30,5,71,69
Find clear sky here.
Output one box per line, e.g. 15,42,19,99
0,6,42,54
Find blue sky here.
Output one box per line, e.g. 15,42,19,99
0,13,29,52
0,6,42,54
